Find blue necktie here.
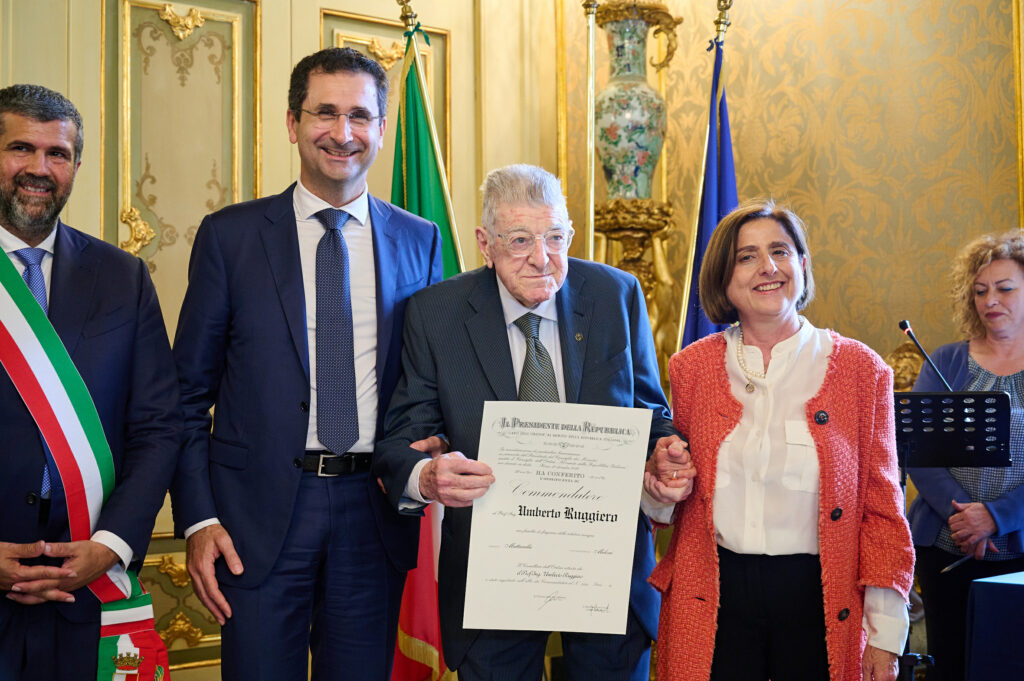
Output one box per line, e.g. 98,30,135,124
14,248,52,497
314,209,359,454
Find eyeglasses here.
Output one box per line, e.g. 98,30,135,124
299,108,382,129
495,228,574,256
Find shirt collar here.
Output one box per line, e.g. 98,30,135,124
496,273,559,327
294,179,369,226
0,223,58,256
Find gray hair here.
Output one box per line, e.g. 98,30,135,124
0,84,84,162
480,164,570,232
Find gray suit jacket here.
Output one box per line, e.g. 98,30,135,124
374,259,676,667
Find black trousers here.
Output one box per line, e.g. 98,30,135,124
710,547,830,681
915,544,1024,681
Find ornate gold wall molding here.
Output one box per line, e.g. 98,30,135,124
118,205,155,255
158,4,205,40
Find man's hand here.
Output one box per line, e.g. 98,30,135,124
7,540,118,605
411,436,449,458
419,452,494,507
2,540,76,604
377,436,451,495
949,500,997,552
862,644,898,681
643,435,696,504
186,524,244,625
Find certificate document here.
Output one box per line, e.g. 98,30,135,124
462,401,651,635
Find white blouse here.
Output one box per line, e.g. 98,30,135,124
642,319,909,654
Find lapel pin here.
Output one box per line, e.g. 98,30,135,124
575,332,583,341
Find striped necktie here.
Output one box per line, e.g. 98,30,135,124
513,312,559,402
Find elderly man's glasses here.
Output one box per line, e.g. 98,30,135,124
299,108,382,129
495,229,574,257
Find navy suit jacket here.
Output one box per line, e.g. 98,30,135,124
171,185,443,587
0,222,181,623
374,260,675,667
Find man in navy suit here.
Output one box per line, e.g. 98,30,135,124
0,85,181,677
374,164,691,681
172,48,442,680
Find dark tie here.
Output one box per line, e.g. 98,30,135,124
314,209,359,454
14,248,52,496
513,312,559,402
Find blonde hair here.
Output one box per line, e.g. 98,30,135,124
950,231,1024,339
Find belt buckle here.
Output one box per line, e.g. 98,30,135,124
317,452,340,478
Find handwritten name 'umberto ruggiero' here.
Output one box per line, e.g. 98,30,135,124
518,505,618,524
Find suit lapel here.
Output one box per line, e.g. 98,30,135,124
258,185,310,377
370,195,397,388
556,263,590,404
49,222,96,358
465,269,518,401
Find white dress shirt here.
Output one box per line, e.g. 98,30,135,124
1,224,134,568
642,319,908,654
293,180,378,453
186,180,380,538
404,275,565,504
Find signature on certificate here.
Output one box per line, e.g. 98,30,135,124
537,591,567,610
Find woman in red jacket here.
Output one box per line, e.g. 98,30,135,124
643,199,915,681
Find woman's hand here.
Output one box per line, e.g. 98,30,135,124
862,645,898,681
949,500,997,552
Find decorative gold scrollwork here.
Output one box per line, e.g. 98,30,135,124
367,37,405,71
156,554,192,588
118,206,155,256
594,1,683,71
159,611,205,647
594,198,673,298
158,4,205,41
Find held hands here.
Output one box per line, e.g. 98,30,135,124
643,435,696,504
419,452,495,507
862,644,899,681
949,500,998,556
3,539,118,605
377,435,450,495
186,524,244,625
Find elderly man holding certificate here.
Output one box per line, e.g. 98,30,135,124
374,163,693,681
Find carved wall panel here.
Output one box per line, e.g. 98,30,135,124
104,0,259,336
321,9,450,206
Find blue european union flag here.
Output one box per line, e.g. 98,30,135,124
681,38,738,348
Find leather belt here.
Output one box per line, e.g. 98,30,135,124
302,451,371,477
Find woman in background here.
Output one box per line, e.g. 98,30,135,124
644,198,914,681
910,231,1024,681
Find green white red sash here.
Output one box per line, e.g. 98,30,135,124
0,253,169,680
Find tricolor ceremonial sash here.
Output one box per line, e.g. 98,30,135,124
0,253,169,680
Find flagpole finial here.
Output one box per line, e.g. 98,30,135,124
397,0,417,30
714,0,732,43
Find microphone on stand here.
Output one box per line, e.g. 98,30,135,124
898,320,953,391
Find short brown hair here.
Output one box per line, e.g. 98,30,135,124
288,47,388,121
950,231,1024,339
698,197,815,324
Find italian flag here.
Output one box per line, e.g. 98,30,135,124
390,22,461,681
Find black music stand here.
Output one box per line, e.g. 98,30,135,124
892,391,1012,680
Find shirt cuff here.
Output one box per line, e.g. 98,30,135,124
400,458,432,510
91,530,134,568
640,488,676,525
184,518,221,539
862,585,909,655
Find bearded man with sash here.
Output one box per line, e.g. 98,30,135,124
0,84,181,680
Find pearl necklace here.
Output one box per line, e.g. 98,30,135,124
736,325,766,393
